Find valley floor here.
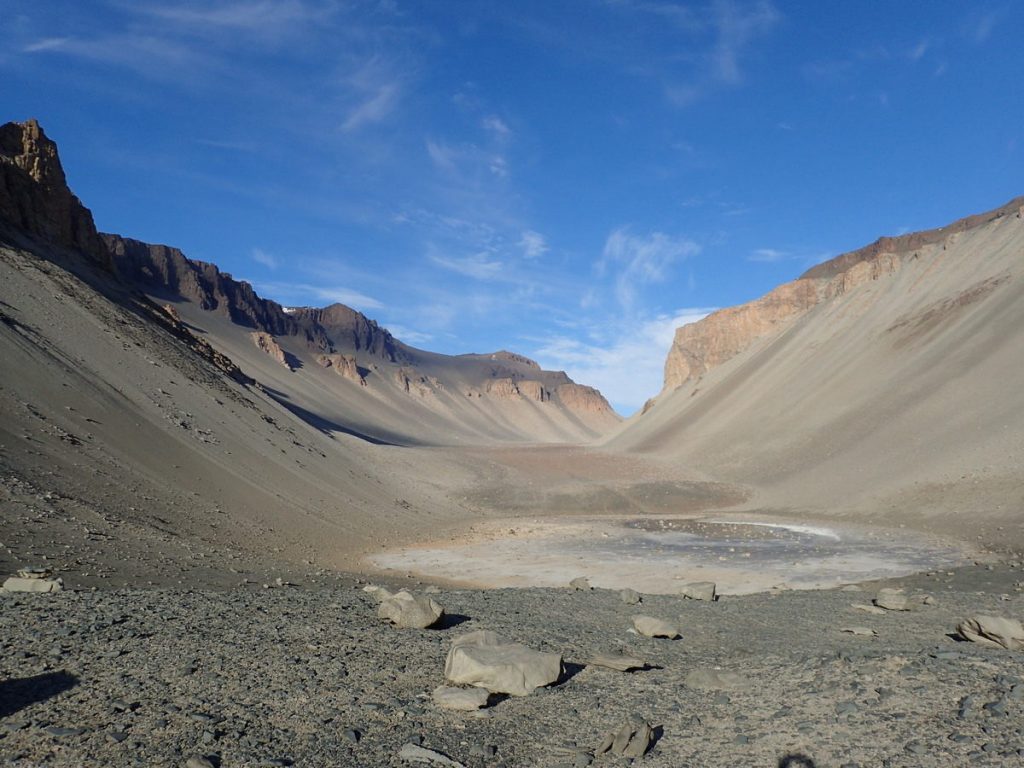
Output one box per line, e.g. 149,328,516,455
2,564,1023,767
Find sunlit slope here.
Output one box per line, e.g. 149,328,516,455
611,198,1024,527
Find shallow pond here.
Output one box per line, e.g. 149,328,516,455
369,515,971,594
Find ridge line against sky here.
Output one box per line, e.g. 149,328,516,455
4,0,1022,414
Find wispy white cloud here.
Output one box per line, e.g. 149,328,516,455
383,324,434,345
340,59,402,132
257,281,385,311
519,230,548,259
425,139,457,171
907,39,930,61
22,36,69,52
601,228,700,309
135,0,328,33
969,10,998,43
196,137,259,152
711,0,781,84
533,308,714,414
20,32,207,79
482,115,511,140
749,247,787,262
429,249,507,281
251,247,278,269
342,82,401,132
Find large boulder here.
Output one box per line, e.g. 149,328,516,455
679,581,717,601
956,616,1024,650
632,615,680,639
378,590,444,629
444,630,562,697
596,714,654,758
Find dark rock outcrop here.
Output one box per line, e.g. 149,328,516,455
0,119,111,270
291,304,407,364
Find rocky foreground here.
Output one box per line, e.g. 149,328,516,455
2,565,1024,768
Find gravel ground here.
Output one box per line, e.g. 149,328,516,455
2,565,1024,767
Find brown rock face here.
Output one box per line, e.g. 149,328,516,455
663,278,823,389
0,119,111,269
395,367,441,397
554,383,616,415
485,378,521,398
250,331,293,370
661,196,1024,392
316,353,365,385
517,380,550,402
105,234,332,350
487,350,541,369
291,304,406,364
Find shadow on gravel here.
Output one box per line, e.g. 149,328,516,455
0,670,78,717
437,614,472,630
650,725,665,751
779,755,817,768
553,662,587,688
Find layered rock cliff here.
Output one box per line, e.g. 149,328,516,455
0,119,111,270
291,304,407,364
554,383,617,416
661,196,1024,392
316,353,365,385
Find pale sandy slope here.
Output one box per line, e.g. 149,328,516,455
0,232,506,574
172,303,617,448
608,199,1024,546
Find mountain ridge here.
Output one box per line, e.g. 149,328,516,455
656,194,1024,396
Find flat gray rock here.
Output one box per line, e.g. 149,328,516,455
432,685,489,711
3,576,62,593
632,615,680,639
444,630,562,697
588,653,648,671
399,743,465,766
596,714,654,758
839,626,878,637
684,668,750,690
619,588,641,605
852,603,887,615
679,581,716,601
956,615,1024,650
874,588,909,611
362,584,393,601
378,590,444,629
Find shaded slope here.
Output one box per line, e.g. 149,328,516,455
105,233,620,445
612,197,1024,538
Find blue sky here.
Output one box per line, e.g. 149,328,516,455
3,1,1022,414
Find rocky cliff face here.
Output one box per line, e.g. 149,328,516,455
105,235,414,367
291,304,407,364
554,383,617,416
661,196,1024,393
251,332,293,370
105,234,334,350
316,353,365,385
0,119,111,270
